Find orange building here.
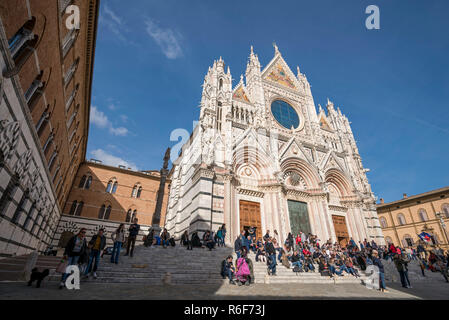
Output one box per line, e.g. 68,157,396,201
377,187,449,250
54,160,170,248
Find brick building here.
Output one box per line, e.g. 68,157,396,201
0,0,99,256
377,187,449,250
54,160,171,249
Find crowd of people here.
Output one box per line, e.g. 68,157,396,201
56,220,449,291
220,228,449,291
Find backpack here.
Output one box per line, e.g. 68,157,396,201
293,265,302,273
169,238,176,247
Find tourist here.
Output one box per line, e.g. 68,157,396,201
318,257,332,278
203,230,215,250
160,228,171,248
59,228,87,289
125,218,140,257
144,227,154,247
221,255,236,285
248,226,256,243
221,224,227,246
291,250,303,271
245,252,255,284
181,230,192,250
372,250,387,292
191,231,202,248
273,238,282,262
265,237,277,276
234,231,245,259
255,240,266,263
84,228,106,279
263,230,270,241
111,224,125,264
436,258,449,283
235,249,251,286
216,227,223,247
394,252,412,288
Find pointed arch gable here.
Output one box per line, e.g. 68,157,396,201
324,168,353,197
280,157,321,189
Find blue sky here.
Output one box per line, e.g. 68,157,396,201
87,0,449,203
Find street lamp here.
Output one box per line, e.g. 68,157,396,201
435,212,449,247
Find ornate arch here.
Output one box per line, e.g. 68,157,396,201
231,145,275,180
281,157,321,189
324,168,353,197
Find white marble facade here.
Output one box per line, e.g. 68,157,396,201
165,45,384,246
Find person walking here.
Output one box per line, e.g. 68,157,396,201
111,224,125,264
394,253,412,288
372,250,388,292
84,228,107,279
265,237,277,276
125,218,140,257
59,228,87,289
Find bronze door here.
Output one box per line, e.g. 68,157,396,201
332,215,349,247
239,200,262,240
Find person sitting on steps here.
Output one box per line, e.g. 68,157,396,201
221,255,236,285
180,230,192,250
160,228,171,248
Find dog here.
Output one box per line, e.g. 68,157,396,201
27,268,50,288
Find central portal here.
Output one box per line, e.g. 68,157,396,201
287,200,311,236
239,200,262,240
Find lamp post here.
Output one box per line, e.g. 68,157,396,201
435,212,449,248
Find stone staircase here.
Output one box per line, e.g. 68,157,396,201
0,254,61,281
233,251,370,284
381,258,446,283
45,245,372,285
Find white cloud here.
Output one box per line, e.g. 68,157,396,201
91,149,138,170
101,4,129,43
90,106,130,136
109,127,129,136
145,19,183,59
90,106,109,128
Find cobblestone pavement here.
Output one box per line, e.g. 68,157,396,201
0,280,449,300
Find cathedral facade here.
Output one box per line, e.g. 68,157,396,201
164,45,384,247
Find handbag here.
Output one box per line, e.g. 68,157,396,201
56,259,69,274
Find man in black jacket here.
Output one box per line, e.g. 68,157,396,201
221,256,236,285
59,228,87,289
265,238,277,276
83,229,107,279
125,218,140,256
234,234,243,259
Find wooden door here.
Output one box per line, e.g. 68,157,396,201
332,215,349,247
239,200,262,240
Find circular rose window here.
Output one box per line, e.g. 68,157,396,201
271,100,300,129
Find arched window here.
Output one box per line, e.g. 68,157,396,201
385,236,393,244
104,206,111,220
403,234,414,247
106,181,113,193
418,209,428,222
137,187,142,198
69,201,77,215
126,209,132,223
219,78,223,90
98,205,106,219
132,210,137,222
380,217,388,228
74,201,83,216
442,204,449,218
397,213,406,226
85,176,92,189
112,181,118,194
131,186,137,198
78,175,87,188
